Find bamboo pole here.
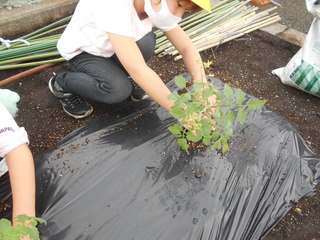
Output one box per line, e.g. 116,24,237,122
155,0,244,50
0,51,60,65
159,8,257,57
155,6,247,54
155,0,280,60
0,0,280,70
173,15,281,60
0,58,64,70
168,10,258,56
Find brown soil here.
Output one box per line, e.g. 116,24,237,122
1,30,320,239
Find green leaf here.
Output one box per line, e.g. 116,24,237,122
168,92,180,101
167,77,264,153
7,225,27,240
186,102,202,115
223,84,233,99
221,119,232,129
168,125,183,137
0,216,45,240
199,121,212,137
1,230,20,240
236,89,246,105
192,82,206,90
26,226,40,240
186,132,202,142
32,217,46,225
222,142,229,152
226,111,235,124
220,134,230,145
202,137,211,146
237,109,247,125
202,87,215,99
0,219,12,232
211,130,221,140
170,107,186,119
215,109,221,118
225,127,233,137
174,75,187,89
180,92,191,102
177,138,188,151
215,91,224,101
212,139,221,149
247,99,267,110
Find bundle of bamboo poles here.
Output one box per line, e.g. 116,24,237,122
155,0,281,60
0,0,280,70
0,16,71,70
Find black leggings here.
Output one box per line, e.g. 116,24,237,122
55,31,156,104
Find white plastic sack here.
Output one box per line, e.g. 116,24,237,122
272,18,320,97
306,0,320,18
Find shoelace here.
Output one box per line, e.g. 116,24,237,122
65,95,84,108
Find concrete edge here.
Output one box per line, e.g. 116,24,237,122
0,0,79,39
260,23,306,47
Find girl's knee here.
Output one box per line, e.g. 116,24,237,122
98,80,132,103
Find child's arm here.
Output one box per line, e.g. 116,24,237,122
164,25,207,83
165,25,216,109
108,32,175,111
5,144,36,226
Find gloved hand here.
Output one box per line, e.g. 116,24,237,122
0,89,20,117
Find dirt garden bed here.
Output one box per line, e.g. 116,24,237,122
1,30,320,239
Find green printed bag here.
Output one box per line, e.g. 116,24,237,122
272,18,320,97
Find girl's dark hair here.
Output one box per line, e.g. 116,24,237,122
185,0,202,14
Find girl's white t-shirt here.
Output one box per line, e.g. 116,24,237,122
0,103,29,176
58,0,153,60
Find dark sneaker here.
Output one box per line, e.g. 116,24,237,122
48,74,93,119
129,78,149,101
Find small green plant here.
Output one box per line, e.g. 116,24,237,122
0,215,46,240
168,74,266,153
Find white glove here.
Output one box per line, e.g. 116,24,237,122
0,89,20,117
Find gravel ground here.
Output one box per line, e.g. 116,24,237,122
254,0,314,34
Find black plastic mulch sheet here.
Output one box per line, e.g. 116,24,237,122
1,78,319,240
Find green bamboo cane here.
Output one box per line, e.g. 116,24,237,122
0,47,58,61
0,58,65,70
0,40,57,60
0,16,69,51
0,34,60,51
21,15,71,39
25,25,66,41
0,51,60,65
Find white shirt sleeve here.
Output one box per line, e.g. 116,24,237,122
0,103,29,158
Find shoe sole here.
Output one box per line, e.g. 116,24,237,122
48,76,72,98
130,95,150,102
48,76,57,96
61,103,94,119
